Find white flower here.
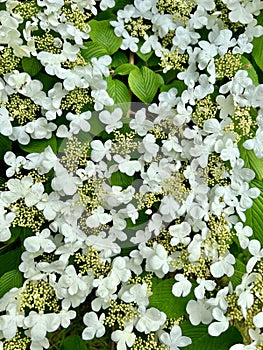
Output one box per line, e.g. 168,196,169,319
82,312,105,340
253,311,263,328
0,312,24,339
235,222,253,249
159,325,192,350
210,252,235,278
51,162,82,196
66,111,91,134
129,108,154,136
99,108,123,133
24,312,60,341
140,242,171,278
114,155,141,176
24,228,56,253
186,299,213,325
112,323,136,350
86,206,112,228
208,308,229,336
4,151,26,177
119,283,149,306
0,107,13,136
139,133,159,162
246,239,263,273
194,278,216,300
90,139,112,162
172,274,192,297
169,222,191,246
136,307,166,334
0,206,16,242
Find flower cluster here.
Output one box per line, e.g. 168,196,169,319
0,0,263,349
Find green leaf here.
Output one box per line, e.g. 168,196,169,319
81,41,108,61
107,77,131,114
88,19,122,55
182,322,242,350
230,258,246,288
149,278,194,318
128,66,161,103
239,144,263,180
245,179,263,242
0,248,21,277
110,171,134,189
111,51,129,68
241,56,258,85
60,335,86,350
0,269,23,298
160,80,187,96
0,135,12,158
114,63,139,76
19,134,57,153
22,57,42,76
136,41,153,62
251,11,263,72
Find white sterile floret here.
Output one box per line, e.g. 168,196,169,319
0,309,24,340
210,252,235,278
66,111,91,134
136,306,166,334
110,256,131,283
186,299,213,325
25,118,57,139
51,162,82,196
0,107,13,137
139,133,159,162
82,311,105,340
0,206,16,242
140,242,171,278
1,176,44,207
129,108,154,136
114,155,141,176
90,139,112,162
86,206,112,228
235,222,253,249
24,228,56,253
99,108,123,133
159,325,192,350
172,274,192,297
111,322,136,350
119,283,149,306
100,0,115,11
208,308,229,336
169,222,191,246
246,239,263,273
194,278,217,300
4,151,26,177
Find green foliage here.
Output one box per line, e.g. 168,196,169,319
106,76,131,113
114,63,139,76
149,278,194,318
22,57,42,76
111,51,129,67
0,248,21,277
81,42,108,61
88,19,122,55
239,144,263,180
110,170,134,188
0,135,12,158
241,56,259,85
60,335,87,350
252,11,263,72
128,66,163,103
230,258,246,288
245,179,263,241
181,322,243,350
0,269,23,298
19,134,57,153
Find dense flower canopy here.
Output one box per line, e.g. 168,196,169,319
0,0,263,349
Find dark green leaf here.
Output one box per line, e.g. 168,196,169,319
110,171,134,189
239,144,263,180
60,335,86,350
0,135,12,158
149,278,194,318
81,42,108,61
22,57,42,77
245,179,263,242
230,258,246,288
88,19,122,55
0,248,21,277
111,51,129,68
0,269,23,298
19,134,57,153
114,63,139,76
107,77,131,114
241,56,258,85
128,66,162,103
181,322,242,350
251,11,263,72
160,80,187,96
